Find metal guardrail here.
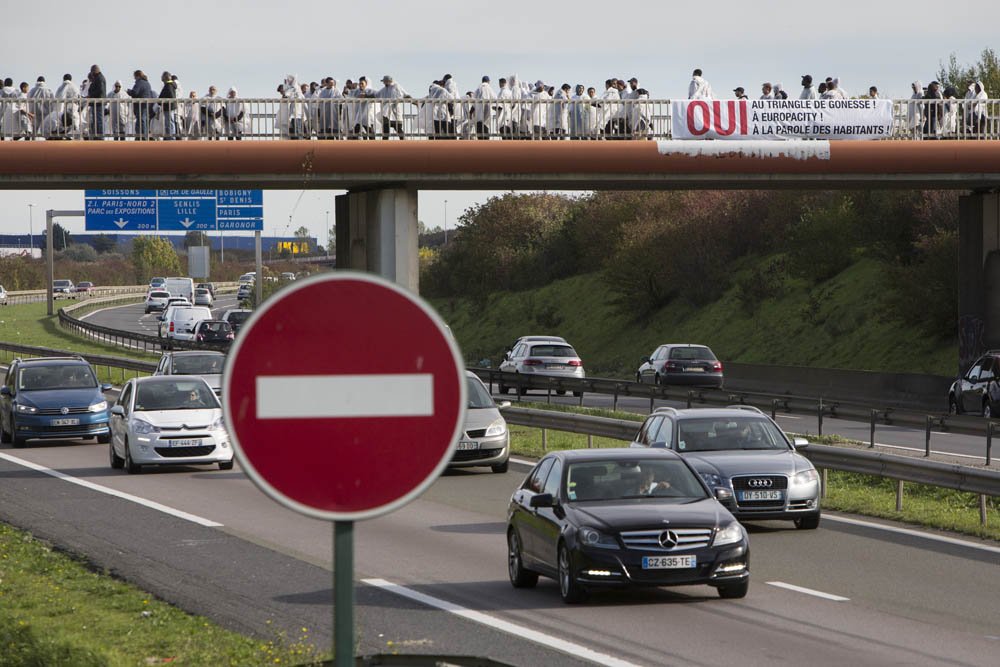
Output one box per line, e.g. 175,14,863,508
0,340,157,382
4,285,150,305
6,96,999,141
471,369,998,464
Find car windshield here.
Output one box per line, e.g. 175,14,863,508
529,345,577,358
199,322,231,334
134,380,219,411
676,417,789,451
79,282,92,287
53,280,71,287
19,365,97,391
566,460,707,501
669,346,716,361
171,354,224,375
150,291,170,298
466,376,494,409
227,311,251,324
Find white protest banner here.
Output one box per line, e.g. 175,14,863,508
671,99,893,140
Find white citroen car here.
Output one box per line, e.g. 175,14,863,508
109,376,233,473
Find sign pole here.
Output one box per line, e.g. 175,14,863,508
334,520,354,667
255,230,263,304
46,210,54,315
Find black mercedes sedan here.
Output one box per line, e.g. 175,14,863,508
507,448,749,603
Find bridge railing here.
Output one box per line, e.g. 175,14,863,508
6,97,1000,141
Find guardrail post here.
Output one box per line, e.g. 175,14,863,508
771,399,778,420
925,416,932,457
587,434,593,448
541,428,547,452
821,468,827,498
987,422,995,466
817,398,824,436
896,480,904,512
870,410,878,448
649,394,654,413
980,495,988,526
546,384,552,404
613,385,619,412
687,390,694,409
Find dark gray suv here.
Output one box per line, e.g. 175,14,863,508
630,406,820,529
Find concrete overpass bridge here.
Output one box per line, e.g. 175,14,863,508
2,139,999,370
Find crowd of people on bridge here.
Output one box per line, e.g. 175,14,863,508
0,65,991,141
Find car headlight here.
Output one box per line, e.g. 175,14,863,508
16,404,37,414
793,469,819,485
209,416,225,431
89,401,108,413
714,522,744,547
578,527,619,549
132,419,160,435
484,418,506,437
699,472,723,488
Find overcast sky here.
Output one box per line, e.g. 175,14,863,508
2,1,997,245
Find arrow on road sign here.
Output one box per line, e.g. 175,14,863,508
113,218,129,229
179,218,196,228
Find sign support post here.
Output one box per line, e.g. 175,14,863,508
46,210,84,315
334,521,354,667
255,230,262,304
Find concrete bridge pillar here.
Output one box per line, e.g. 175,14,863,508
335,188,419,292
958,192,1000,374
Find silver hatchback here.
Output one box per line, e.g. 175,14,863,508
499,340,585,397
450,372,510,473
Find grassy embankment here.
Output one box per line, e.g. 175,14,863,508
505,402,999,542
433,257,956,377
0,523,329,666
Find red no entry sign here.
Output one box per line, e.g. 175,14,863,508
222,272,466,521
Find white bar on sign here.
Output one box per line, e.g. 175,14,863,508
256,374,434,419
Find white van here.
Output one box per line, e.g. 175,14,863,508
160,306,213,345
164,277,195,303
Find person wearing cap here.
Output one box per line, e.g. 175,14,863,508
375,75,410,140
799,75,817,100
733,87,747,100
623,77,640,100
472,75,495,141
688,69,713,100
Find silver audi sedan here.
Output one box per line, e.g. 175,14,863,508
630,406,821,529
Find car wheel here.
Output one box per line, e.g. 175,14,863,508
558,542,586,603
0,417,10,444
98,432,110,444
984,402,992,419
491,459,509,474
218,459,234,471
109,441,124,469
507,529,538,588
794,514,820,530
717,580,749,599
124,439,142,474
949,396,960,415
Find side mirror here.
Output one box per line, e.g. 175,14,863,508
101,383,112,392
641,356,650,363
0,386,10,396
503,353,510,361
110,405,125,416
792,437,809,447
650,440,668,449
529,493,554,508
498,401,512,409
714,488,733,502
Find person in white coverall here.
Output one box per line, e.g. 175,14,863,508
530,81,550,139
473,76,495,140
316,77,342,139
224,87,247,140
495,78,514,139
907,80,924,139
376,75,410,140
965,80,988,136
688,69,712,99
26,77,53,137
55,74,81,137
283,74,307,139
108,80,132,141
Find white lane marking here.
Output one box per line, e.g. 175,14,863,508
256,374,433,419
775,415,802,420
362,577,643,667
767,581,849,601
824,515,1000,554
0,452,223,528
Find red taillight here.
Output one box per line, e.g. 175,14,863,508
664,361,678,371
523,359,542,366
567,360,582,366
713,361,723,371
169,322,174,332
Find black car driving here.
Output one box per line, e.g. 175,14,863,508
949,351,1000,417
507,448,749,603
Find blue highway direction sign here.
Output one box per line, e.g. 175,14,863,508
85,189,263,231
